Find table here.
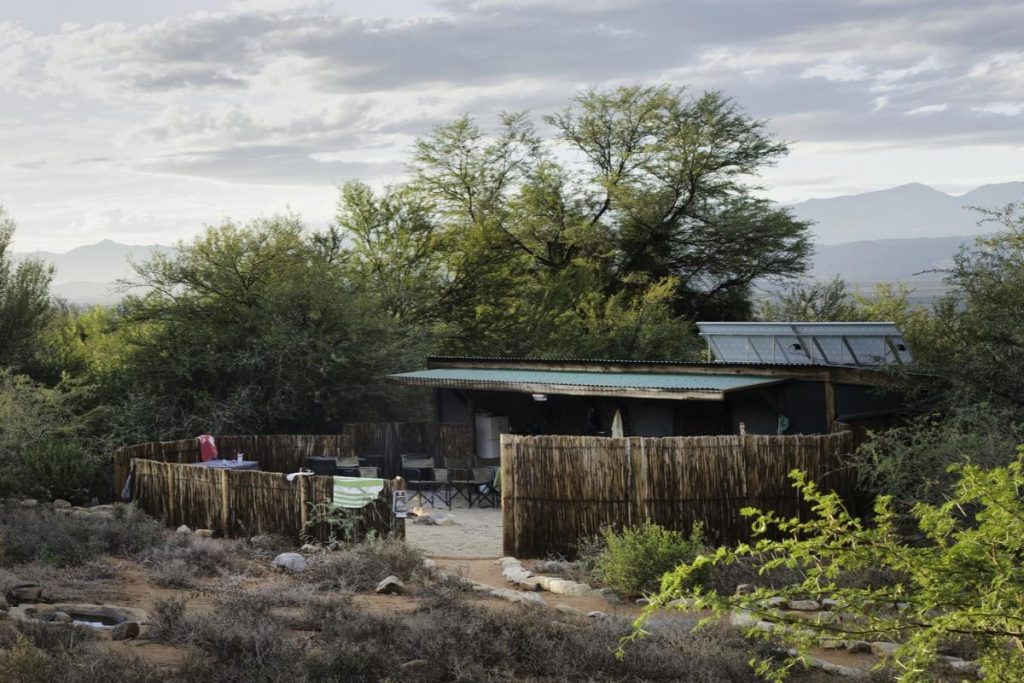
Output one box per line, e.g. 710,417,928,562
192,459,260,471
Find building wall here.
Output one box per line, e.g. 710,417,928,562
726,381,828,435
834,383,905,420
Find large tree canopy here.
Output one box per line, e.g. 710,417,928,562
0,205,54,372
339,85,810,358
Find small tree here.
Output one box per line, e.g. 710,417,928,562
627,450,1024,681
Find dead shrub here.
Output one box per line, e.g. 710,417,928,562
311,537,424,592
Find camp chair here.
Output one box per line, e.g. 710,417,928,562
335,456,361,477
444,456,498,508
401,453,451,509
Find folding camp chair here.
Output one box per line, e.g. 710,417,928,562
444,456,498,508
400,453,451,509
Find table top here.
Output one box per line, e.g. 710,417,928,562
192,459,260,470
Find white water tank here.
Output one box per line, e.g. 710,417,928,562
475,414,509,460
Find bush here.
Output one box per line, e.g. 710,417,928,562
593,521,708,596
311,537,424,591
0,503,162,567
13,439,106,505
142,534,242,587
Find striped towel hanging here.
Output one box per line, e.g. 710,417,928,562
332,476,385,509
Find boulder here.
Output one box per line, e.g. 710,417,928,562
586,610,608,619
400,659,429,673
533,560,568,574
735,583,755,595
19,499,38,508
412,515,435,525
52,499,71,509
518,577,545,592
111,621,141,641
560,583,592,596
730,610,757,628
598,588,623,605
176,525,192,534
10,584,42,603
249,534,276,549
871,641,898,657
763,596,789,609
787,599,821,611
554,603,584,617
375,575,405,595
846,640,871,654
51,611,72,624
271,552,307,573
194,529,215,538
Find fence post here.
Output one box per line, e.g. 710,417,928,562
501,434,516,557
298,475,308,543
625,438,633,528
220,469,230,537
165,462,175,526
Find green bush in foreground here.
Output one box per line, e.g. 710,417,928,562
594,521,708,596
626,448,1024,681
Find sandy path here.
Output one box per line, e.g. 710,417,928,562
404,500,503,558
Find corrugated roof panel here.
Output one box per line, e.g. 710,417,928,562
389,368,780,392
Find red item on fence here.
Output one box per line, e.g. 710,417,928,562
198,434,218,462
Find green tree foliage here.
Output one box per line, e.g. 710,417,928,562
112,215,426,442
336,85,811,358
0,205,54,372
756,277,859,322
630,452,1024,681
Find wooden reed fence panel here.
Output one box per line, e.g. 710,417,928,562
129,458,400,544
502,432,863,557
114,425,470,497
341,422,473,477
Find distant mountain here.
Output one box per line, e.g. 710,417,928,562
14,240,173,305
790,181,1023,244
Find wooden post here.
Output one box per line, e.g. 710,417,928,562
824,381,837,432
394,476,406,540
220,469,230,537
501,434,516,557
298,475,308,544
165,462,175,526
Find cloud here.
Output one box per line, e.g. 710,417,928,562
906,103,948,115
972,101,1024,116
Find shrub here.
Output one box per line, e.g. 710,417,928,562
311,537,424,591
148,597,189,644
143,534,241,586
593,521,708,596
13,439,106,505
635,449,1024,681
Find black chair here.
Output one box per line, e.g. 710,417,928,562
401,453,451,509
358,453,385,474
335,456,361,477
445,456,498,508
305,456,336,476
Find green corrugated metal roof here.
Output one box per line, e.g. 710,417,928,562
389,368,780,393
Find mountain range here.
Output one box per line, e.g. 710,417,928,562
12,181,1023,305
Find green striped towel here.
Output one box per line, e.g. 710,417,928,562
332,476,385,509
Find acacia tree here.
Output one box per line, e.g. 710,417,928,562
337,85,810,358
0,205,54,372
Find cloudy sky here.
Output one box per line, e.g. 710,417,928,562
2,0,1022,251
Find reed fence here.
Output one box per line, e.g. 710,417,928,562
130,458,402,543
500,431,862,558
113,422,473,497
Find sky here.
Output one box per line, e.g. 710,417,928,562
2,0,1022,252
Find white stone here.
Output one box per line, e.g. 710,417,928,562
554,603,584,616
176,525,192,534
195,529,215,538
271,552,307,573
787,599,821,611
375,575,405,595
730,609,757,628
52,499,71,509
587,610,608,619
735,583,755,595
560,583,592,596
870,641,898,657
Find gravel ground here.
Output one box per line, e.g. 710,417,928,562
404,498,503,558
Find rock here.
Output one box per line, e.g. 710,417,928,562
412,514,435,525
763,596,789,609
0,596,8,611
300,543,319,552
499,557,523,569
787,599,821,611
400,659,429,673
19,499,38,508
730,609,757,628
947,660,979,674
587,610,608,619
870,641,898,657
846,640,871,654
668,597,697,609
0,609,8,619
375,575,405,595
489,588,544,605
820,598,839,610
433,514,456,526
554,603,584,617
533,560,568,574
111,621,141,641
271,552,307,573
735,583,755,595
51,611,72,624
502,567,533,584
10,584,42,603
806,656,861,678
194,529,215,538
635,597,651,605
176,525,192,534
534,576,554,591
52,499,71,509
519,577,545,592
820,639,846,650
422,559,436,571
598,588,623,605
561,583,593,596
547,579,572,594
755,620,775,633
